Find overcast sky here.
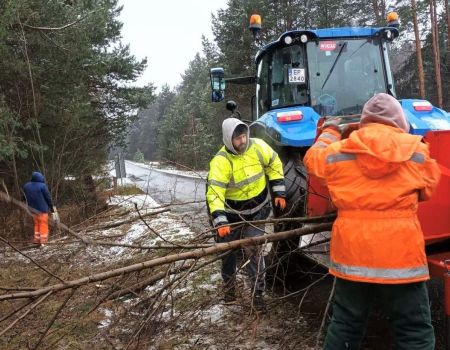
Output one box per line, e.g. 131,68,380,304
118,0,228,90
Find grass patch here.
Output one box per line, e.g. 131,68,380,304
112,184,145,196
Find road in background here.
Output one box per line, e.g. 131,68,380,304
125,161,205,203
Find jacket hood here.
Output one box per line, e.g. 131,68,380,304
360,93,410,132
31,171,45,183
341,124,422,178
222,118,249,154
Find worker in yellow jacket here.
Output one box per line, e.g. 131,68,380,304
304,93,441,349
207,117,286,312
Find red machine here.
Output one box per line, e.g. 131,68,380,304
307,124,450,348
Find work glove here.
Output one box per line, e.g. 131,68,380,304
274,197,286,211
322,117,344,133
217,225,231,238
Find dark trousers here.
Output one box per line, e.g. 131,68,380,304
323,278,435,350
217,206,270,294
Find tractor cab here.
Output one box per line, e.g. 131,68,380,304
255,28,397,118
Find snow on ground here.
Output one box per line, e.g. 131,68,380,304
3,190,320,349
83,194,196,261
108,193,159,209
4,194,196,265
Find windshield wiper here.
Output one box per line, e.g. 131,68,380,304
321,42,347,90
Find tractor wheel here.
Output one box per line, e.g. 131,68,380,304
279,155,307,228
265,154,307,285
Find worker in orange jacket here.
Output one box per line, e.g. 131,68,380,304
304,93,441,350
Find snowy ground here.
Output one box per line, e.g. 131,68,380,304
1,190,325,349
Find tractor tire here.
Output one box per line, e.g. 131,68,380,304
265,154,308,285
279,156,307,228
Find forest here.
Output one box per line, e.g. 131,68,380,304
0,1,449,349
127,0,449,169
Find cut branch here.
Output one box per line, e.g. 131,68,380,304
0,222,332,301
0,291,52,337
85,208,170,232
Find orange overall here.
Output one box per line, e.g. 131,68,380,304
32,213,49,244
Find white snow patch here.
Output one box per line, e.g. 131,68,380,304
98,308,113,328
108,194,159,210
209,272,222,283
200,304,224,323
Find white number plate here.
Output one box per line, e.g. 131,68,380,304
288,68,305,83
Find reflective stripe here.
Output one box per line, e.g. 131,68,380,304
229,171,264,188
410,152,425,164
208,179,227,189
320,132,338,142
330,261,429,280
314,141,328,149
326,153,356,164
216,151,228,159
272,185,285,192
213,215,228,226
255,148,265,168
269,151,277,164
226,195,269,215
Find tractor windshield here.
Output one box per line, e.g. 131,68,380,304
308,38,388,116
256,37,390,117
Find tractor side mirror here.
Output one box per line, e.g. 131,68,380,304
226,100,241,119
210,67,226,102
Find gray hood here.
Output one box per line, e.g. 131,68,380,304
222,118,249,155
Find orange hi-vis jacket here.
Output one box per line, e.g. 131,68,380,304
304,123,441,284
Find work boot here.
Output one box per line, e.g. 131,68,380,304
223,282,237,304
252,292,267,313
33,233,40,244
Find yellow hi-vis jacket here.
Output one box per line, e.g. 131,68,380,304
206,138,285,227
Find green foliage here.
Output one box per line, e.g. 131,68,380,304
126,0,449,172
156,54,223,169
0,0,154,198
126,85,176,161
133,149,145,163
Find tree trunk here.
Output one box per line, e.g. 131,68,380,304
372,1,381,25
411,0,426,98
381,0,386,24
429,0,443,108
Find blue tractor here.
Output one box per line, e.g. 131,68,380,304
210,17,450,223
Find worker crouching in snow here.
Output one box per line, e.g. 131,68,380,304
304,93,441,349
23,171,55,246
206,118,286,312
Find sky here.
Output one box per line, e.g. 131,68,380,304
118,0,229,90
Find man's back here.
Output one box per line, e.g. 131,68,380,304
23,172,52,213
315,123,438,212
